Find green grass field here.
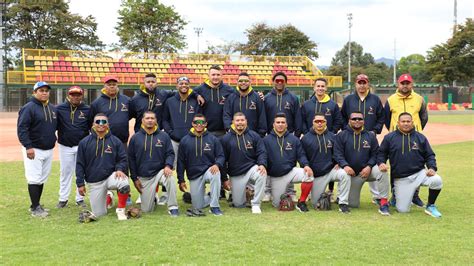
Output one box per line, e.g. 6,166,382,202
1,141,473,264
429,113,474,125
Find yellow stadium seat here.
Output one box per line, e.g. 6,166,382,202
27,56,34,60
98,67,104,72
34,61,40,66
132,63,137,68
72,62,78,67
80,67,85,72
84,62,91,67
96,62,102,67
92,67,98,72
41,56,47,60
85,67,92,72
34,56,41,60
78,62,84,67
103,67,109,72
34,66,41,71
41,66,47,71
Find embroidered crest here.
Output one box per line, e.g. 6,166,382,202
326,140,333,148
367,106,374,115
248,101,257,110
412,141,419,150
219,96,226,105
155,98,162,106
285,142,293,150
284,101,291,110
203,143,212,151
78,111,86,119
245,140,253,149
121,103,128,111
155,139,163,147
362,140,370,148
104,144,113,153
51,111,57,119
188,105,195,114
325,107,331,116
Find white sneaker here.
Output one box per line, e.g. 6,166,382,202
136,195,141,204
251,205,262,214
290,194,298,203
262,193,271,202
106,191,114,209
158,194,168,206
116,208,128,220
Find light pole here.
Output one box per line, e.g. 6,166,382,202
194,27,203,60
347,13,353,90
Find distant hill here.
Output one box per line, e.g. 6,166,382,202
375,57,396,67
317,65,329,70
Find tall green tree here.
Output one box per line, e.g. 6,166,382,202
330,41,374,68
5,1,103,66
426,18,474,85
238,23,318,60
115,0,187,54
397,54,431,83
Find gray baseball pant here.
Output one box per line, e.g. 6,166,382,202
171,140,179,170
311,168,350,207
230,165,267,208
348,165,389,208
270,167,314,208
138,169,178,213
58,144,84,202
189,168,221,209
88,173,130,217
394,169,443,213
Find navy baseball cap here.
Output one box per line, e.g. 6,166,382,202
33,81,51,91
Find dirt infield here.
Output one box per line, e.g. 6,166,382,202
1,112,473,162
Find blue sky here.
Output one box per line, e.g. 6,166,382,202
69,0,473,66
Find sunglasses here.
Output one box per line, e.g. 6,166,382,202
400,81,411,85
238,79,250,83
192,120,206,125
357,81,367,85
95,119,108,125
350,117,364,121
313,120,326,124
274,79,285,84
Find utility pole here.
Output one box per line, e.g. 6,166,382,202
347,13,353,90
453,0,457,87
0,1,5,111
393,39,397,84
194,27,203,61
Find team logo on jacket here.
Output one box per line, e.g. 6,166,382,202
368,106,374,115
362,140,370,148
203,143,212,151
188,105,195,114
327,140,333,148
121,103,128,112
245,140,253,149
78,111,86,119
155,139,163,147
284,101,291,110
325,108,331,116
412,141,419,150
51,111,57,119
219,96,226,105
155,98,162,106
248,101,257,110
285,142,293,150
104,144,113,153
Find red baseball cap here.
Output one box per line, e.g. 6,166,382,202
103,75,118,83
68,86,84,95
356,74,369,83
398,74,413,83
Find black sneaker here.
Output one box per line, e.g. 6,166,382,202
56,200,68,208
338,204,350,214
296,201,309,212
411,195,425,208
76,200,87,208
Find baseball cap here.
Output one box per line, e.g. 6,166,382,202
33,81,51,91
68,86,84,95
103,75,118,83
356,74,369,83
398,74,413,83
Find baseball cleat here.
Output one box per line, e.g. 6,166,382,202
296,201,309,212
56,200,68,209
262,193,271,202
251,205,262,214
168,209,179,217
209,207,223,216
338,204,351,214
76,200,87,208
378,204,391,216
158,195,168,206
425,204,442,218
389,196,396,207
371,199,381,206
31,206,49,218
116,208,128,220
412,195,425,208
135,195,142,204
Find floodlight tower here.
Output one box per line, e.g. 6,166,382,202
347,13,353,90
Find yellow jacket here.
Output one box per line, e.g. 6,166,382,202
384,90,428,132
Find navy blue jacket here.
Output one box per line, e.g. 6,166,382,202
162,92,201,142
301,128,336,178
128,127,175,181
76,129,127,186
129,86,174,132
378,129,437,178
301,95,343,134
56,100,91,147
177,129,225,183
333,127,379,175
17,97,57,150
221,127,267,176
194,80,234,131
223,88,267,137
264,88,302,136
263,130,309,177
90,90,130,143
341,92,384,133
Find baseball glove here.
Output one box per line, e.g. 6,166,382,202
126,206,142,218
317,192,332,211
182,192,192,204
278,193,295,211
78,210,97,223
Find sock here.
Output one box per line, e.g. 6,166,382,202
117,192,128,208
28,184,41,209
428,189,441,206
380,198,388,206
155,185,160,193
328,181,334,192
299,182,313,202
106,194,112,206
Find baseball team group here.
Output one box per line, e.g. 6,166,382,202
17,64,444,220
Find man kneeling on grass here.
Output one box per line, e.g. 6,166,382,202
76,113,130,220
378,112,443,218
